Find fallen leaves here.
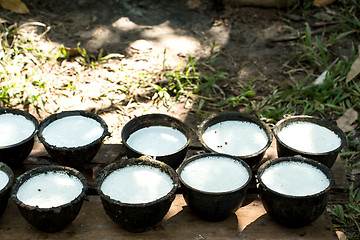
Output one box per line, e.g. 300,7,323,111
0,0,29,14
336,108,359,133
346,46,360,83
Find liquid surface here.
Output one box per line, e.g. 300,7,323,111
42,115,104,148
277,121,341,153
17,171,83,208
0,170,9,190
126,126,187,156
202,120,268,156
261,161,330,196
0,113,35,147
180,156,250,192
101,165,174,204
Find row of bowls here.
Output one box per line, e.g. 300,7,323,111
0,153,334,233
0,109,345,170
0,108,110,169
122,111,345,170
0,109,345,233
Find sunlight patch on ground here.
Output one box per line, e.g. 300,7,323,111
112,17,139,31
111,17,214,67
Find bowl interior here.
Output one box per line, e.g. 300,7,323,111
11,165,88,210
0,108,38,148
178,153,252,195
257,156,335,198
198,112,273,158
96,156,179,206
121,114,191,157
0,162,14,193
37,110,110,150
273,116,346,156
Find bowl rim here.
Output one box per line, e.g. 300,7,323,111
0,162,14,194
11,165,88,211
37,110,110,151
121,113,191,158
177,153,253,195
273,115,346,156
257,156,335,199
95,156,179,207
197,111,273,159
0,108,39,149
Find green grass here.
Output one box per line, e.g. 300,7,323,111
0,22,48,111
0,21,130,111
152,54,228,109
328,183,360,240
336,0,360,33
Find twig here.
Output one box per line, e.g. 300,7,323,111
268,28,334,42
311,21,344,28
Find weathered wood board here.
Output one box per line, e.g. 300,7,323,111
0,195,337,240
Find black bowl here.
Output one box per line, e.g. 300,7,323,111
37,110,110,168
198,112,273,168
177,153,252,221
95,156,179,233
273,115,346,168
257,156,334,227
0,162,14,216
11,165,88,232
121,113,191,170
0,108,38,169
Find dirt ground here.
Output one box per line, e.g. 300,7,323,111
1,0,357,145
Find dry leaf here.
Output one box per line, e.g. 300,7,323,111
313,0,336,7
346,46,360,83
222,0,297,8
187,0,201,9
336,108,358,132
314,70,328,85
0,0,30,14
336,231,347,240
64,47,80,57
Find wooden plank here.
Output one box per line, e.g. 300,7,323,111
0,195,337,240
328,157,349,204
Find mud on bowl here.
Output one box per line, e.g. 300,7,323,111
11,165,88,232
37,110,110,168
121,113,191,170
95,156,179,233
273,115,346,168
198,112,272,168
0,162,14,216
257,156,334,227
0,108,38,169
177,153,252,221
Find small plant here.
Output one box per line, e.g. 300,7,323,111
53,43,124,68
336,0,360,33
0,22,47,110
158,54,228,108
152,84,172,107
286,18,356,75
217,78,256,109
328,183,360,240
164,55,198,99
